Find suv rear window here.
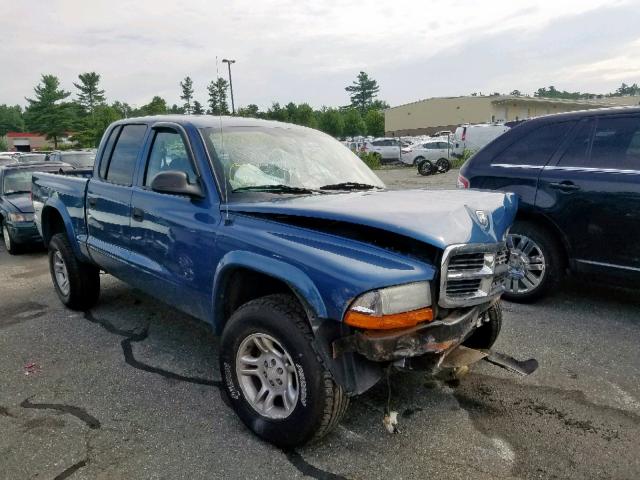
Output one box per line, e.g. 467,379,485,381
492,122,574,167
104,124,147,185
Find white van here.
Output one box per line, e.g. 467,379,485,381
453,124,510,156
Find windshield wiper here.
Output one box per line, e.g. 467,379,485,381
319,182,381,191
5,190,30,195
232,184,319,194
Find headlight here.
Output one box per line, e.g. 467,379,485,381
8,213,35,223
344,281,433,330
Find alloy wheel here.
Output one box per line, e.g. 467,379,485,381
505,233,546,294
53,250,70,296
236,333,299,419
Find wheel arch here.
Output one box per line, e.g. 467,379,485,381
211,251,328,335
513,210,571,268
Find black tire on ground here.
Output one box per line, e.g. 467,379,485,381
48,233,100,310
502,220,564,303
463,302,502,349
2,221,21,255
219,294,349,448
436,157,451,173
417,159,434,176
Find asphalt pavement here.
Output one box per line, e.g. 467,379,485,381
1,168,639,479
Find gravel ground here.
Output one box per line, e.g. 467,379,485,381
1,168,639,479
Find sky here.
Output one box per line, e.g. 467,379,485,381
2,0,639,110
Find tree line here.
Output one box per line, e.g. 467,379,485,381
0,70,387,149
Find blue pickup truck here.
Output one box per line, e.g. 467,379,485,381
32,116,532,447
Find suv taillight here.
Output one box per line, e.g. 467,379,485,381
457,174,469,189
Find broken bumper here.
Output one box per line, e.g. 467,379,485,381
333,305,484,362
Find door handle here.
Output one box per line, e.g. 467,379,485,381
132,207,144,222
549,181,581,192
87,197,97,207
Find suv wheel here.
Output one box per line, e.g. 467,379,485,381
502,221,563,303
220,294,348,448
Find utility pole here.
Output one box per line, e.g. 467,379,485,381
222,58,236,115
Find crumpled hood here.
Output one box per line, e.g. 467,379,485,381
228,189,518,249
4,194,34,214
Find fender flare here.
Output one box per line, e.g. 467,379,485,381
211,250,328,334
41,200,88,261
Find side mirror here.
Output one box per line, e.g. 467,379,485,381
150,170,204,198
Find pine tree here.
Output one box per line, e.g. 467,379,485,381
73,72,105,114
192,100,205,115
24,74,72,148
345,72,380,113
180,76,194,114
207,77,229,115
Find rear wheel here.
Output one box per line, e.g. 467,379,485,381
48,233,100,310
220,294,348,447
502,221,563,303
417,159,435,176
2,222,20,255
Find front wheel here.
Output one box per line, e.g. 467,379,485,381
502,221,564,303
220,294,348,448
48,233,100,310
463,302,502,349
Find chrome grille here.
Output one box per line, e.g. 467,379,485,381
440,243,508,307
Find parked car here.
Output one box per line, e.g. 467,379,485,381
401,139,453,174
0,155,17,165
0,162,69,254
363,137,401,162
453,123,510,157
458,107,640,302
33,116,535,447
46,150,96,169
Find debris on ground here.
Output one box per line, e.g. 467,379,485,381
23,363,41,376
383,410,399,434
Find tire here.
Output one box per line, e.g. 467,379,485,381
219,294,349,448
417,159,434,176
436,158,451,173
502,220,564,303
2,222,20,255
48,233,100,310
463,302,502,349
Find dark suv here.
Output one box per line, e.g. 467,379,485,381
458,107,640,302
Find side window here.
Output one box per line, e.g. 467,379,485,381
590,116,640,169
144,130,196,186
558,120,594,168
493,122,574,167
99,126,120,179
105,125,147,185
372,140,383,147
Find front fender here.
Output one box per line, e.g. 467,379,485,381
211,250,328,334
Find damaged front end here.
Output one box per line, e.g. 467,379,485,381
332,299,537,377
328,241,538,393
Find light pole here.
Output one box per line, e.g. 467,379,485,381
222,58,236,114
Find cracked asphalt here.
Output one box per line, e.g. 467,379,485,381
1,168,639,479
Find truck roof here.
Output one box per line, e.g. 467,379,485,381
518,106,640,126
113,115,315,131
